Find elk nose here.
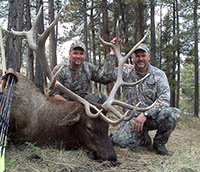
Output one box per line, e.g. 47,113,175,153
108,153,117,162
99,149,117,162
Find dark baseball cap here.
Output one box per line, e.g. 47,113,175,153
70,40,86,52
134,43,150,53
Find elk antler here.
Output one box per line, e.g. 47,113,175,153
11,6,156,125
98,20,157,124
10,6,106,120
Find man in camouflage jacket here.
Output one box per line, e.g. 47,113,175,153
103,42,181,155
48,40,111,104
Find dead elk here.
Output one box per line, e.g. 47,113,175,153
8,73,117,162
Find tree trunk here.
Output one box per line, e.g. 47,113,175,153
0,28,6,74
102,0,110,56
159,3,163,69
83,0,91,92
15,1,24,72
118,0,130,65
194,0,199,117
34,1,44,93
170,1,176,107
102,0,111,94
90,1,98,90
134,1,145,43
83,0,88,58
175,0,180,108
6,0,18,71
118,0,128,45
25,0,34,81
49,0,57,70
150,0,156,66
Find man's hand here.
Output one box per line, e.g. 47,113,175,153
110,37,122,54
54,94,67,102
124,63,134,69
132,113,147,132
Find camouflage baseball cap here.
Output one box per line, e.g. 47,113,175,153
134,43,150,53
70,40,86,52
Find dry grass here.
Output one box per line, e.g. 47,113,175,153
5,115,200,172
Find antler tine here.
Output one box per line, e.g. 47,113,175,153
11,6,106,120
125,28,150,60
98,20,121,59
115,20,120,46
48,65,106,118
53,80,105,118
100,94,155,125
99,102,142,125
98,23,155,124
11,28,37,51
114,20,123,60
115,20,119,39
11,5,62,81
26,6,43,51
39,7,62,43
10,30,26,37
123,102,140,121
11,6,44,51
124,73,150,86
31,6,43,33
36,7,63,81
113,99,157,112
48,65,64,90
99,110,130,126
98,33,116,50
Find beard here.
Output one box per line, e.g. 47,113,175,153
136,62,146,68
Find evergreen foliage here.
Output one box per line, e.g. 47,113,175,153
180,58,195,115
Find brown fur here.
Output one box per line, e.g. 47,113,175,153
9,73,117,162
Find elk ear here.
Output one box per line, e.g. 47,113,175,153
59,113,81,126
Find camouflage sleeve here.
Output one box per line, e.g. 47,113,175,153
89,56,116,84
48,64,64,97
102,54,118,81
89,63,111,84
145,72,170,119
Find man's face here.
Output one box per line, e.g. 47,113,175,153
132,50,150,72
69,47,86,68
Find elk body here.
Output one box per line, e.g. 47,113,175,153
9,73,117,162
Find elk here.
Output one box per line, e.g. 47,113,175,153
8,6,154,161
8,72,117,161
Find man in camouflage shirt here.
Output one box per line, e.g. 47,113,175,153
48,40,111,103
103,42,181,155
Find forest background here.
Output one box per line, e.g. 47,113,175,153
0,0,199,117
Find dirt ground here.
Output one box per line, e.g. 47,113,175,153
5,115,200,172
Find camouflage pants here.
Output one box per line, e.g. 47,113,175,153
111,107,182,150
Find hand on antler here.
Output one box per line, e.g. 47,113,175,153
110,37,122,55
98,20,157,125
